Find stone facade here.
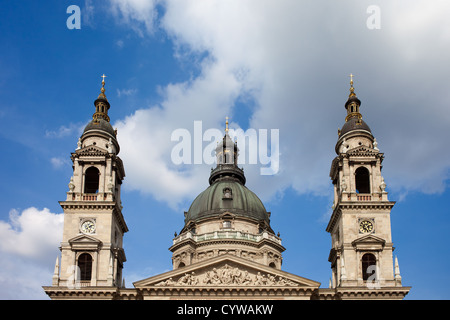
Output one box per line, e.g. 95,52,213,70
170,216,284,270
43,77,411,300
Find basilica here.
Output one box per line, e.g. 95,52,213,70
42,75,411,300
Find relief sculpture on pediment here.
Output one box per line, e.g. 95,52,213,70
154,263,298,286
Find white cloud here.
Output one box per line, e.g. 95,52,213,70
0,208,64,299
108,0,450,208
0,208,63,260
114,59,243,209
109,0,160,35
50,157,70,169
116,39,124,48
45,123,84,138
117,88,138,97
82,0,95,28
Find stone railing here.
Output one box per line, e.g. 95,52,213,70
67,192,116,202
79,280,91,287
82,194,98,201
340,192,389,202
356,194,371,201
343,193,373,201
173,230,282,246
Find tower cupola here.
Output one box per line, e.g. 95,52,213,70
344,74,362,122
93,74,111,122
337,74,373,154
209,117,246,185
80,75,119,153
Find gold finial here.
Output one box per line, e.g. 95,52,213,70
349,73,356,97
225,116,229,133
101,74,107,93
98,74,107,99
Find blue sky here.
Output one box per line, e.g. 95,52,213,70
1,0,449,299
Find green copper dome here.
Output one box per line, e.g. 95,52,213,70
183,131,271,227
185,178,270,225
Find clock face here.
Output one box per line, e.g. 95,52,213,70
359,220,374,233
81,220,96,234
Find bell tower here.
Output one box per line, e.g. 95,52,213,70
45,76,128,298
326,75,410,298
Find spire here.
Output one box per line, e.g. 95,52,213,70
209,117,246,185
225,116,229,134
93,74,111,122
216,116,237,166
107,256,114,285
98,74,108,100
394,256,402,285
344,73,362,122
53,256,59,276
349,73,356,97
340,256,347,282
52,256,60,286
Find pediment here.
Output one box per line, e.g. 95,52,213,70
133,254,320,288
218,211,236,219
352,234,386,251
347,145,379,156
76,145,108,157
68,234,102,250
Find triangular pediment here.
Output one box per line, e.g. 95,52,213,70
68,234,102,250
133,254,320,288
69,234,101,243
352,234,386,251
347,145,379,156
76,145,109,157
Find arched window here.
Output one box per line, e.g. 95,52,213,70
84,167,99,193
355,167,370,194
269,262,276,268
361,253,377,281
178,262,185,268
78,253,93,281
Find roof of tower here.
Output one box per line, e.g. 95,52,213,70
339,74,372,137
83,118,116,137
82,74,117,139
340,117,371,136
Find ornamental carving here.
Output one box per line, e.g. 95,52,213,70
154,264,298,286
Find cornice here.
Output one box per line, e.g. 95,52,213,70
169,237,285,253
59,201,128,233
137,285,316,299
326,201,395,233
